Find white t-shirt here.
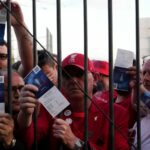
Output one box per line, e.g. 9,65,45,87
133,114,150,150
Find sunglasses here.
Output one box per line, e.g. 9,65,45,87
0,53,8,60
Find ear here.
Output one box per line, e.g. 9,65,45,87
54,61,58,69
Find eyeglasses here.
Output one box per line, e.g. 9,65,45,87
12,85,24,93
0,53,8,60
5,85,24,93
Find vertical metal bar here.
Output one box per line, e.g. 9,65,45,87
6,0,12,115
56,0,62,90
32,0,38,150
83,0,88,149
56,0,63,150
32,0,37,66
135,0,141,149
108,0,114,149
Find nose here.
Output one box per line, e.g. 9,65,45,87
71,76,78,82
13,89,20,98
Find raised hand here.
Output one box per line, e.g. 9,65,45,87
0,113,14,147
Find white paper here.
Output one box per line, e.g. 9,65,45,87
115,48,134,68
0,103,5,113
0,76,4,113
0,8,6,24
39,86,70,118
24,65,70,118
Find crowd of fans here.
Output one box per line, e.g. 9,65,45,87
0,1,150,150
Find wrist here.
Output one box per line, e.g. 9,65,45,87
18,111,32,128
72,138,84,150
3,138,16,149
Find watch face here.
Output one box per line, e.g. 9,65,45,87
12,139,16,147
76,139,82,147
75,139,84,149
4,138,16,149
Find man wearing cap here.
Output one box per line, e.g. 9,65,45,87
92,60,109,93
92,60,117,102
17,53,129,150
61,53,129,149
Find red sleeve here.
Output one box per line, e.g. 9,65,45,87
17,105,53,150
88,140,106,150
114,104,130,150
89,97,129,150
18,122,35,150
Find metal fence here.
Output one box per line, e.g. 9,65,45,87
1,0,141,150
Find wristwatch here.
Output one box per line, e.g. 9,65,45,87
3,138,16,149
73,138,84,150
10,138,16,147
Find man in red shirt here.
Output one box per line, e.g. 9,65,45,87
17,53,129,150
92,60,117,102
92,60,109,93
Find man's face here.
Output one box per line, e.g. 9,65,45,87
41,64,58,85
0,45,7,69
142,60,150,91
5,72,24,113
92,73,103,93
62,66,94,100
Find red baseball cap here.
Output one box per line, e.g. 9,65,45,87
92,60,109,76
62,53,93,72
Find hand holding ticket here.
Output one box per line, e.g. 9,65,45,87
24,65,70,118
